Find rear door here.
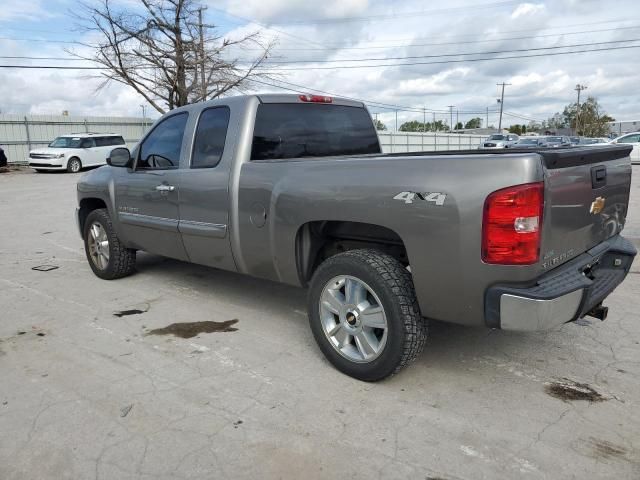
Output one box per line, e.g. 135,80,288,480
176,106,237,271
540,145,632,268
114,112,189,260
79,137,99,166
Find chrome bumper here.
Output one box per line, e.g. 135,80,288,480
485,235,636,331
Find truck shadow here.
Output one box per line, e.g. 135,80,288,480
135,253,589,380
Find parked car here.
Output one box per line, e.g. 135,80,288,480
538,136,572,148
569,136,581,145
610,132,640,164
28,133,126,173
478,133,519,149
578,137,610,146
0,146,7,168
75,93,636,381
507,138,541,149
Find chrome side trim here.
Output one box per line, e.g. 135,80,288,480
118,212,179,232
500,289,584,331
178,219,227,238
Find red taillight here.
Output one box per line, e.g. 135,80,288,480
482,182,544,265
299,94,332,103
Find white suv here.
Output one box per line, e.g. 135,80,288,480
28,133,126,173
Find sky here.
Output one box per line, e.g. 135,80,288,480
0,0,638,129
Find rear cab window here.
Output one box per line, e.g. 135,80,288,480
251,104,381,160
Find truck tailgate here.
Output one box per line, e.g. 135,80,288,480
541,145,633,269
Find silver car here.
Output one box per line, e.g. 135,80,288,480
478,134,519,149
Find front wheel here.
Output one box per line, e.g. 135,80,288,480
308,249,427,381
83,208,136,280
67,157,82,173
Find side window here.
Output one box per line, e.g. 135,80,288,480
138,113,188,170
95,137,109,147
80,138,96,148
191,107,230,169
620,134,640,144
113,136,126,146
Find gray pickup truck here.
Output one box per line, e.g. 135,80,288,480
76,93,636,381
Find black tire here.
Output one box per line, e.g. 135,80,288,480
34,169,47,173
83,208,136,280
308,249,427,381
67,157,82,173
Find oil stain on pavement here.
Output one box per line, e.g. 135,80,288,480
146,319,239,338
545,379,605,402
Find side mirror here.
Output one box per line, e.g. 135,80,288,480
107,147,131,167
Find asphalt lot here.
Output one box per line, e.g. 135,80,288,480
1,166,639,480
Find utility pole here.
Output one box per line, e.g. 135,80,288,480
574,84,587,136
395,110,398,132
140,104,147,134
486,107,489,129
423,107,426,133
456,109,459,131
448,105,455,132
198,7,207,102
496,82,511,131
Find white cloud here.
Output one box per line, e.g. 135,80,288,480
510,3,546,19
395,68,472,96
220,0,369,23
2,0,639,125
0,2,49,21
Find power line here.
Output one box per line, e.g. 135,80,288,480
258,38,640,64
253,43,640,70
235,17,638,52
0,56,87,61
0,65,102,69
258,24,640,52
5,37,639,68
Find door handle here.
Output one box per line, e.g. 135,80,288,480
155,185,175,192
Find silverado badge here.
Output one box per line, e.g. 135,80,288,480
590,196,606,214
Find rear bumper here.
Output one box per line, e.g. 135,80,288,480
485,235,636,331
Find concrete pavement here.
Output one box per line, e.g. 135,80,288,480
0,167,639,479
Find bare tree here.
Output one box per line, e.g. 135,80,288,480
72,0,276,113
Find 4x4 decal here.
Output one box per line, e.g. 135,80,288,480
393,191,447,206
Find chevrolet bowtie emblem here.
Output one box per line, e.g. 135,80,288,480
590,196,606,214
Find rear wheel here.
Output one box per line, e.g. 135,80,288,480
83,208,136,280
308,249,427,381
67,157,82,173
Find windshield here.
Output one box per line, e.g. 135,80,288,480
487,135,506,140
48,137,83,148
517,139,539,145
544,137,563,143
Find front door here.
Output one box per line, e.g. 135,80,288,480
114,112,189,261
176,106,237,271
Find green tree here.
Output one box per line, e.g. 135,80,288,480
374,119,387,131
508,124,522,135
464,117,482,129
562,96,614,136
455,121,463,130
399,120,425,132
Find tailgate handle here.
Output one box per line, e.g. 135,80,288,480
591,166,607,189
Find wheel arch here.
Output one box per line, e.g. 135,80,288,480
78,197,108,234
294,220,409,287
